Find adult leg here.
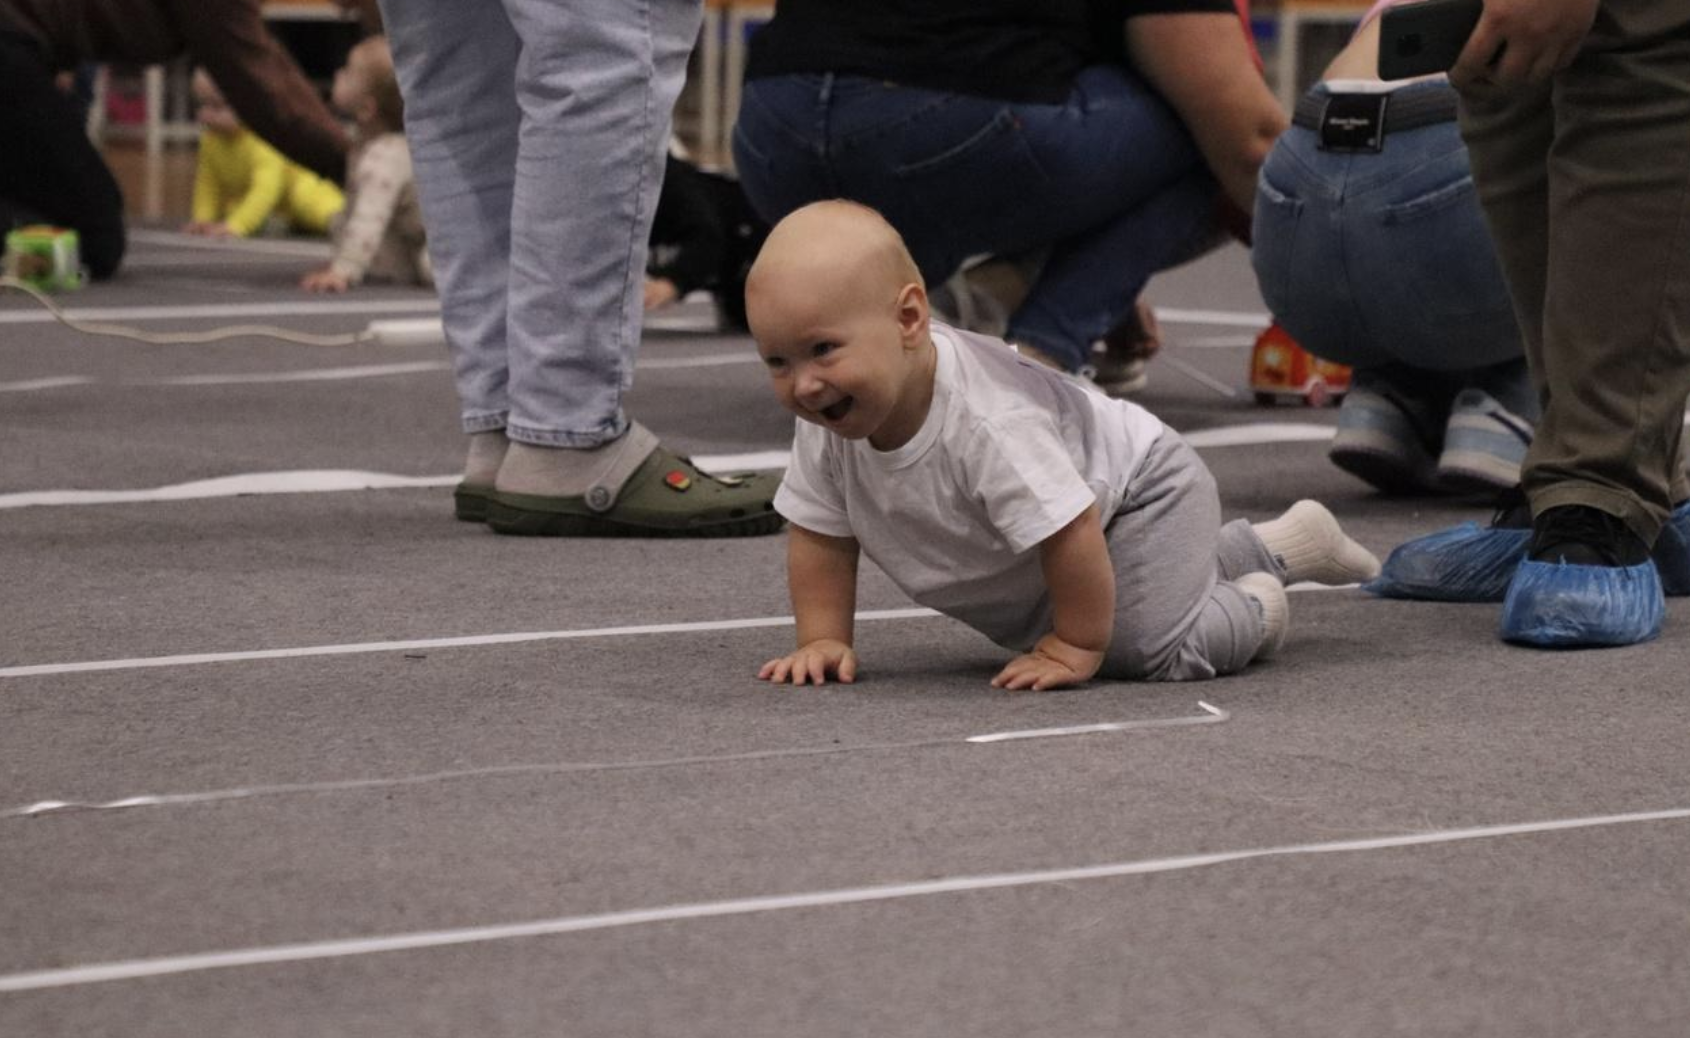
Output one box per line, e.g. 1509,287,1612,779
1456,0,1690,645
731,74,836,227
0,34,126,279
498,0,700,447
1525,0,1690,539
380,0,521,435
744,68,1215,370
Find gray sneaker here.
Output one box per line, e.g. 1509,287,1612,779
1437,389,1533,494
1327,386,1443,493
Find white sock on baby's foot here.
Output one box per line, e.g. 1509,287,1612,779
1252,500,1381,585
1235,571,1288,660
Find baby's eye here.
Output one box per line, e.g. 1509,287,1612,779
762,355,787,372
811,342,837,358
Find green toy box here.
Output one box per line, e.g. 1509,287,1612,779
3,225,83,291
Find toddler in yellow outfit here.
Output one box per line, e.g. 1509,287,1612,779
186,69,344,238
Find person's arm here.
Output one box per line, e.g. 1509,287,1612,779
221,136,288,237
1124,12,1288,214
758,523,862,686
174,0,349,182
1449,0,1597,93
991,505,1113,691
307,140,405,290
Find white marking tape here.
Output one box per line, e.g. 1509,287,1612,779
0,608,940,679
4,805,1686,992
0,298,439,326
156,362,450,386
1178,334,1258,349
966,701,1227,742
1159,355,1242,399
0,470,459,509
0,452,791,510
639,352,763,370
0,354,753,394
2,583,1349,681
127,229,334,258
0,427,1330,510
1152,306,1271,328
0,376,95,392
4,703,1227,820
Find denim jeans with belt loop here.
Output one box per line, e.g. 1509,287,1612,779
1251,79,1531,413
733,66,1220,371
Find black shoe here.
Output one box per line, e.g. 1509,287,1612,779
1528,505,1650,566
1489,485,1531,529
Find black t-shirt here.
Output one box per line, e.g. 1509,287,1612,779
744,0,1236,104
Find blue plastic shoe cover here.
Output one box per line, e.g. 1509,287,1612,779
1653,500,1690,596
1364,521,1529,602
1498,558,1664,647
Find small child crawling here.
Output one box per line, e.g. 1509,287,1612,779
300,36,430,293
745,201,1380,689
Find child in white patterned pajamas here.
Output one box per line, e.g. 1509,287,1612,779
301,35,430,293
747,201,1382,690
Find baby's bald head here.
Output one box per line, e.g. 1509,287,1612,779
745,201,923,328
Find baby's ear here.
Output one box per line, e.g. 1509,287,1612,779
895,281,928,344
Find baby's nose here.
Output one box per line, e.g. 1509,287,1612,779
794,368,826,400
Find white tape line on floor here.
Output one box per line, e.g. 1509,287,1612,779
3,702,1229,820
0,427,1330,510
0,452,792,510
4,805,1686,992
0,608,940,679
0,587,1343,680
0,298,439,325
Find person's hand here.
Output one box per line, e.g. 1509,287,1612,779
182,221,222,236
1450,0,1598,93
300,268,351,293
759,639,858,686
643,277,680,311
991,633,1104,692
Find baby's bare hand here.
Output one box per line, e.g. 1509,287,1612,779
758,639,857,686
990,635,1103,691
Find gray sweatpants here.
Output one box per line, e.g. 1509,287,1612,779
1099,433,1280,682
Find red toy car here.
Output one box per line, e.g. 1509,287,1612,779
1249,322,1351,407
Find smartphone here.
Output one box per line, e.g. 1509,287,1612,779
1377,0,1484,80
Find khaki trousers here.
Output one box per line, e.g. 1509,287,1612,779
1457,0,1690,543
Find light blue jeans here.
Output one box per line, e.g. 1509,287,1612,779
380,0,701,446
1252,80,1531,414
732,67,1221,371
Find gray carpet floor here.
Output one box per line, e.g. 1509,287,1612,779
3,232,1688,1037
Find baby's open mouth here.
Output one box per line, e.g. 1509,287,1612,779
820,397,854,422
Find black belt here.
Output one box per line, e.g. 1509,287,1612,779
1292,87,1459,152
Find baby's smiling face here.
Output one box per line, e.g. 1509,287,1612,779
746,203,935,451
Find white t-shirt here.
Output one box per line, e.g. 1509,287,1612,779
774,322,1167,650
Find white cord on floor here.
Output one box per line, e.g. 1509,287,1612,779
0,276,376,347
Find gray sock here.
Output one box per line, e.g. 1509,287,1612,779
462,430,508,487
494,422,660,503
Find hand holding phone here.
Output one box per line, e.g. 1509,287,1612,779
1377,0,1483,80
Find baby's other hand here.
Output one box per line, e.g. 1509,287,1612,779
301,268,351,294
991,634,1104,692
759,639,857,686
